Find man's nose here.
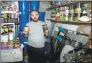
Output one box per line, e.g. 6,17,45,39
34,17,37,18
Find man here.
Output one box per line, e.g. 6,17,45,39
23,10,49,63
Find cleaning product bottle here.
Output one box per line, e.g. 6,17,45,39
65,6,69,21
68,6,72,21
55,12,60,21
79,4,90,22
77,3,82,22
73,4,77,21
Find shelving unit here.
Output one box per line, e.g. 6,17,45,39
0,2,23,63
46,1,92,22
47,19,92,26
47,2,92,63
46,1,77,10
1,47,23,62
46,1,92,43
46,1,91,11
1,11,17,14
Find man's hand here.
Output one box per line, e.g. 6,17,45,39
44,30,49,37
23,26,30,37
43,24,49,38
24,26,30,33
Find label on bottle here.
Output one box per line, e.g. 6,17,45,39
65,16,68,21
68,13,71,21
74,13,78,22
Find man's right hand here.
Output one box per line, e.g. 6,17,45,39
24,26,30,33
23,26,30,37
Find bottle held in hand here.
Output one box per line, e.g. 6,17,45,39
43,24,49,37
44,30,49,36
23,26,30,37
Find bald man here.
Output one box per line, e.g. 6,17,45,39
23,10,48,63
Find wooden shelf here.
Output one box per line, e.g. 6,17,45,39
46,19,92,26
46,1,91,11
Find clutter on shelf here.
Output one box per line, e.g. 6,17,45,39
47,1,92,23
0,23,20,50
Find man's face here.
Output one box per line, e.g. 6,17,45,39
30,11,39,22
